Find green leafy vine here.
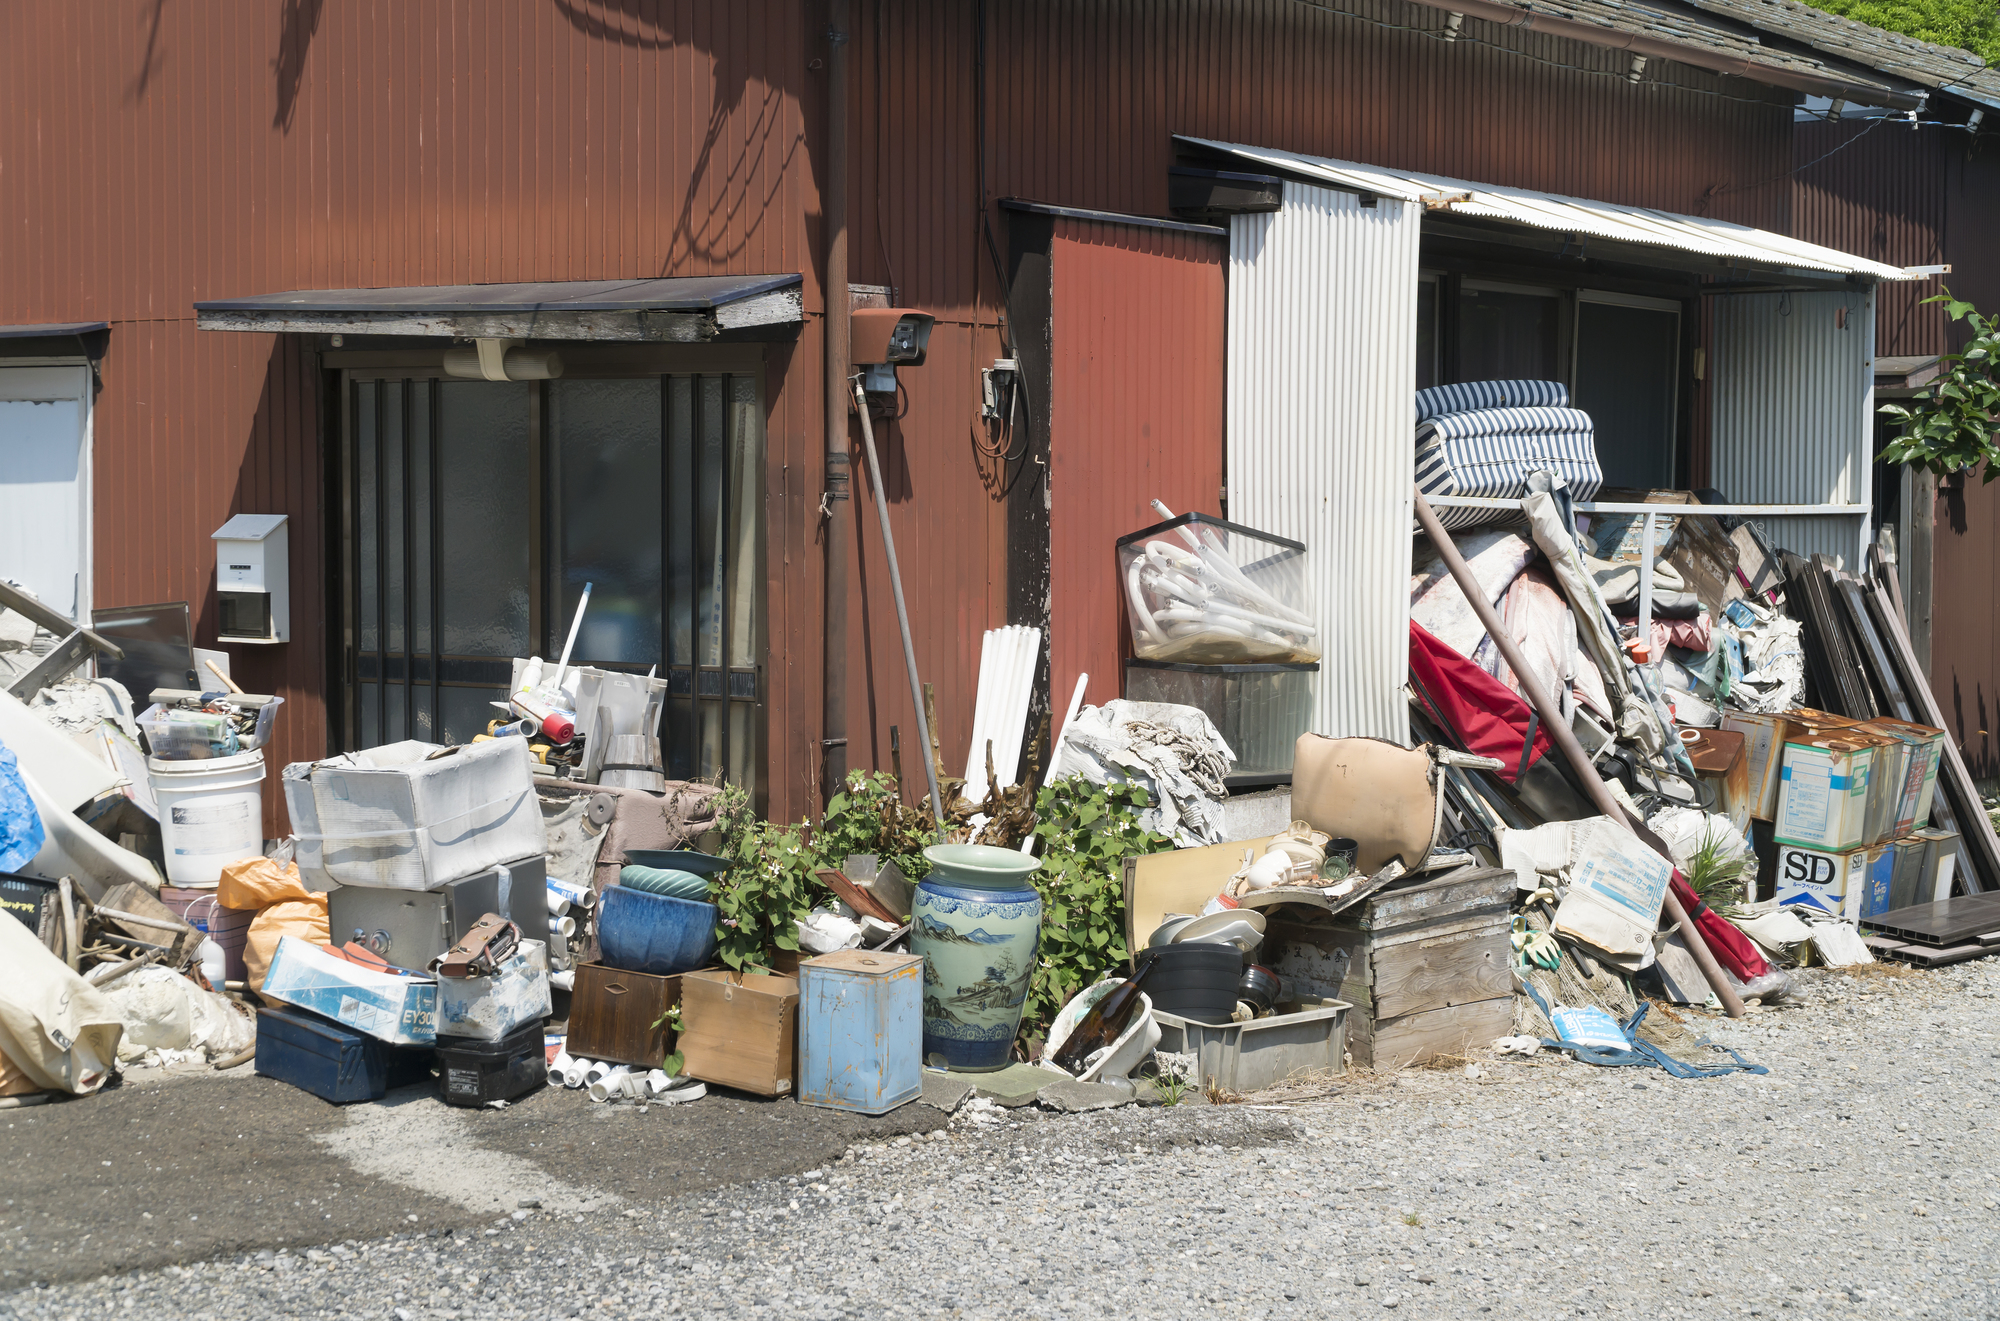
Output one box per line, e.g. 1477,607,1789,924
1879,290,2000,482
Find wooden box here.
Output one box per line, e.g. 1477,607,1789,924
1257,866,1515,1070
679,968,800,1097
567,961,680,1068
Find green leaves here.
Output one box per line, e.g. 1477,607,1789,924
1019,777,1173,1046
1877,289,2000,480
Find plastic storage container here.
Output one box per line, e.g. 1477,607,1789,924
1123,660,1318,781
1152,1000,1350,1092
148,749,266,887
798,951,923,1115
253,1004,433,1104
1115,512,1319,664
436,1019,547,1107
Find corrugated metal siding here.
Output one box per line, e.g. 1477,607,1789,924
1709,289,1875,566
1227,181,1421,741
1793,121,1950,358
1046,217,1227,717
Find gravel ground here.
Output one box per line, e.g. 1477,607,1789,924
7,957,2000,1320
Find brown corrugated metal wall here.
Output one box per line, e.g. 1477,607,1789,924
1046,217,1227,715
1,0,1797,825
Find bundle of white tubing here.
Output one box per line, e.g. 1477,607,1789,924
959,625,1042,805
1124,500,1318,655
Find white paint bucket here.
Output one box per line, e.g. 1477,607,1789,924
147,749,266,887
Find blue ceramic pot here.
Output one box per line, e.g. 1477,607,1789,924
598,885,719,976
910,844,1043,1072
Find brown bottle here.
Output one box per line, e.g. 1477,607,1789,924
1051,958,1160,1076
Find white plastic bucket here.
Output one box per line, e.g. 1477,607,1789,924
148,749,266,887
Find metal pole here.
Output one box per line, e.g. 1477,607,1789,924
1413,488,1747,1018
820,0,853,807
853,378,945,830
1636,510,1656,663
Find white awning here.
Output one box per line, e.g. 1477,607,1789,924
1179,137,1912,282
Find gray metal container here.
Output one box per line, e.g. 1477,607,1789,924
327,854,541,971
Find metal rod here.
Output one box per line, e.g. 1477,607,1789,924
852,378,944,830
1422,496,1868,517
821,0,853,806
1413,488,1747,1018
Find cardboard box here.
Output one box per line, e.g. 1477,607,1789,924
284,738,548,891
435,938,551,1043
1774,734,1875,852
1773,842,1889,919
260,935,438,1045
679,968,799,1097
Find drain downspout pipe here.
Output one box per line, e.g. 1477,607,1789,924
821,0,854,807
1413,489,1747,1019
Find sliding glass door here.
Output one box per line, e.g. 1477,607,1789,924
341,370,764,795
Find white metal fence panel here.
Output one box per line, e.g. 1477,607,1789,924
1710,289,1876,568
1227,180,1421,741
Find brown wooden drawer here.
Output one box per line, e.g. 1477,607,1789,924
567,961,681,1068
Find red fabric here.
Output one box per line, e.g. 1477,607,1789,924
1670,873,1771,982
1409,621,1552,784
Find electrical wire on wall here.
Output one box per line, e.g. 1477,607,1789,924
972,0,1034,471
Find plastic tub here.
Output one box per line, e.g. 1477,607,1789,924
1152,999,1350,1093
148,748,266,887
1115,512,1319,664
597,885,719,976
1123,661,1318,780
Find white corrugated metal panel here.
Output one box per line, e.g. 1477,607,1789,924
1710,289,1877,566
1182,137,1910,281
1228,181,1421,741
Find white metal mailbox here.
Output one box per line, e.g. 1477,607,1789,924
213,513,289,643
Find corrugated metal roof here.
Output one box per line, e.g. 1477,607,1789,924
1182,137,1913,279
1686,0,2000,110
194,276,802,315
0,321,109,338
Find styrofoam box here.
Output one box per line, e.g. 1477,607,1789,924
285,738,547,891
260,935,438,1045
436,938,552,1043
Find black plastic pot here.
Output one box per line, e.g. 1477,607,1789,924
1136,944,1243,1025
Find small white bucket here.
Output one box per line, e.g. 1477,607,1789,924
147,749,266,887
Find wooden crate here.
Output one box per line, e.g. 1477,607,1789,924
567,961,681,1068
1259,866,1515,1070
679,969,800,1097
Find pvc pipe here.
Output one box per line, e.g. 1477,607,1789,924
547,891,571,917
581,1058,616,1087
548,1050,576,1087
550,582,593,701
547,879,596,910
587,1065,633,1102
562,1056,593,1089
549,969,574,992
549,914,575,940
1412,488,1745,1019
962,629,999,796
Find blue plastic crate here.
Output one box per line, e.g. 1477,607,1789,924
254,1005,432,1104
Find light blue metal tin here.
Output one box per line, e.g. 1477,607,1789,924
797,950,924,1115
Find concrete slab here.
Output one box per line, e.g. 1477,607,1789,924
1037,1079,1136,1114
920,1071,978,1113
964,1063,1056,1107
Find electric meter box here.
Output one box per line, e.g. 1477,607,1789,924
213,513,290,643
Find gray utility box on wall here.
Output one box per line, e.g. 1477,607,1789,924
327,854,539,971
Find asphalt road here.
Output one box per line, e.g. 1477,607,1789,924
6,957,2000,1320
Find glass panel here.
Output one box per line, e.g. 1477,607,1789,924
1574,300,1679,490
665,378,695,669
1458,286,1560,382
359,682,380,748
699,700,723,780
384,683,407,744
699,376,726,670
550,378,663,665
356,382,378,654
728,702,759,798
666,689,694,780
441,687,506,748
410,380,433,656
383,382,406,656
726,376,763,671
436,381,533,658
412,688,436,743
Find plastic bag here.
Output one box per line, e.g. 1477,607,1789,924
218,854,312,912
0,911,121,1094
103,967,257,1065
245,894,330,991
0,739,46,873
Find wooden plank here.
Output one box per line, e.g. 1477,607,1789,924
1368,927,1512,1021
1359,866,1515,932
1368,996,1516,1071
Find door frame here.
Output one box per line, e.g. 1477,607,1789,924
0,360,94,624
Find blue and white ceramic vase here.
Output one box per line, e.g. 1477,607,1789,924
910,843,1043,1072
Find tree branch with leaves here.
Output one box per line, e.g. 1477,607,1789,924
1879,290,2000,482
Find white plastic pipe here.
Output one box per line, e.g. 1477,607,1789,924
548,1049,576,1087
547,891,572,917
547,879,596,910
549,914,576,940
962,629,1000,797
563,1056,594,1088
549,581,594,701
644,1068,673,1095
587,1065,633,1102
582,1058,617,1087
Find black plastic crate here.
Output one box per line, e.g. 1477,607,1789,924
435,1018,547,1107
1,872,59,937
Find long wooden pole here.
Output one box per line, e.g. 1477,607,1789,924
1413,489,1747,1019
